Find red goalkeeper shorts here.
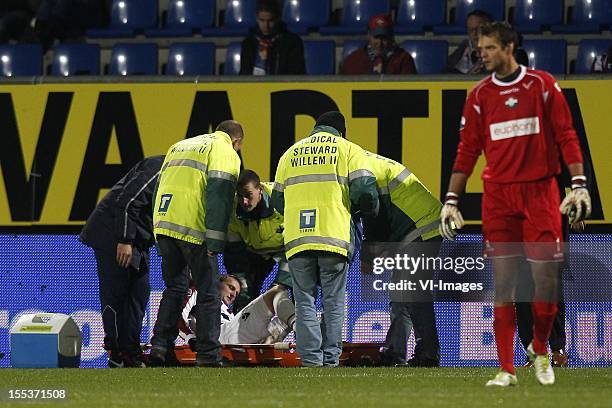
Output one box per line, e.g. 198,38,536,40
482,177,563,262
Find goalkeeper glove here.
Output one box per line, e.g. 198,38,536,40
560,175,591,224
439,192,465,240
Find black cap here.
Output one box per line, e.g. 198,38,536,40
315,111,346,136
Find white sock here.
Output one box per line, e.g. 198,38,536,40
272,289,296,331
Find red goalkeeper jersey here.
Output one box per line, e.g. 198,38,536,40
453,65,583,183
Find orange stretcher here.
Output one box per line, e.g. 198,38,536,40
172,343,383,367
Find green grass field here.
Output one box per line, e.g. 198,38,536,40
1,367,611,407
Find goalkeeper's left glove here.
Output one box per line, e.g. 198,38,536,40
560,175,591,224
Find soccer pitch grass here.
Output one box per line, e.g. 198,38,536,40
2,367,611,407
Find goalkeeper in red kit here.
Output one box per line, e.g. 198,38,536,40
440,22,591,387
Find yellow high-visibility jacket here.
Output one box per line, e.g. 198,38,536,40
153,131,240,251
227,182,285,256
364,151,442,242
272,125,378,259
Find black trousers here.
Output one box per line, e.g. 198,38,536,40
151,236,222,363
95,248,150,356
382,237,441,363
383,301,440,362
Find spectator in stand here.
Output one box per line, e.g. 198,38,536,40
32,0,110,51
591,45,612,73
341,13,416,75
0,1,38,43
445,10,493,74
239,0,305,75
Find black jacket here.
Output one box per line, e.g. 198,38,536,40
80,155,164,253
239,23,305,75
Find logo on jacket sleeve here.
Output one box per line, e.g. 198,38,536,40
158,194,173,212
300,209,316,230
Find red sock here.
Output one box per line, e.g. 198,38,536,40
531,302,558,355
494,305,516,375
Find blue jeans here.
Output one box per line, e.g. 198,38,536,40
288,251,348,367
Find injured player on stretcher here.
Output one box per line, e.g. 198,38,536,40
178,275,296,346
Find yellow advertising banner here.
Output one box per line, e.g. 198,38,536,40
0,80,609,229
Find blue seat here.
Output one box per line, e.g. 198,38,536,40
434,0,504,35
88,0,158,38
201,0,256,37
303,40,336,74
146,0,215,37
395,0,446,34
282,0,330,34
400,40,447,74
521,40,566,74
552,0,610,33
109,43,158,75
512,0,564,33
0,44,42,76
341,40,366,63
574,39,612,73
223,42,242,75
51,44,100,76
166,43,215,75
319,0,390,35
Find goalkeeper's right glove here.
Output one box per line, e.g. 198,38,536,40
439,192,465,241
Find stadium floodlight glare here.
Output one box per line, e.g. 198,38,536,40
118,1,127,24
58,55,69,76
1,54,11,76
